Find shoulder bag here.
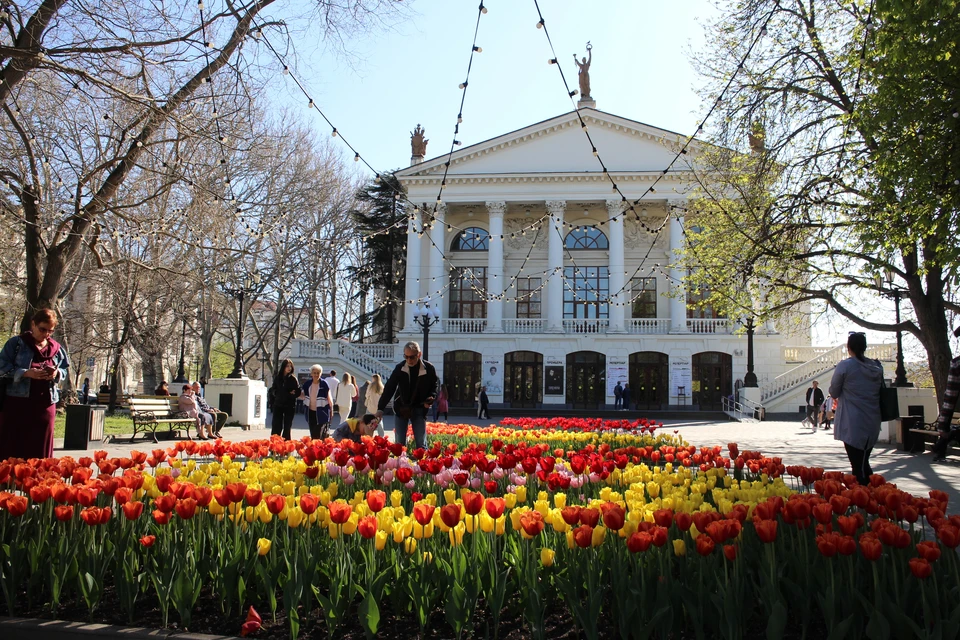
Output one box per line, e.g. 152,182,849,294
878,360,899,422
0,338,22,412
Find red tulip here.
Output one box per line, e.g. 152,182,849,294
175,497,197,520
152,509,171,525
328,500,352,524
484,497,505,519
29,484,51,504
244,488,263,507
627,531,653,553
723,544,738,561
938,524,960,549
601,503,626,531
674,511,693,531
54,505,74,521
754,518,778,543
264,494,286,515
653,509,673,528
155,474,174,493
520,510,545,537
122,501,144,520
859,535,883,561
80,506,108,526
299,494,318,515
573,525,594,548
916,541,941,563
139,535,156,547
909,557,932,579
440,503,462,528
358,515,378,539
561,506,582,526
579,507,601,528
812,503,834,525
395,467,413,483
225,482,247,503
77,486,100,507
413,503,436,526
462,491,484,516
154,493,176,514
240,621,261,637
484,480,498,494
652,526,669,547
695,534,716,556
816,534,838,557
366,490,386,513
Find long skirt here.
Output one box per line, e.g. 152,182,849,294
0,383,56,460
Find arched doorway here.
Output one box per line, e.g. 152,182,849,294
443,350,482,407
566,351,606,409
628,352,668,411
505,351,543,408
692,352,732,410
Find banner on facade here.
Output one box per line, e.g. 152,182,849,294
671,357,692,398
482,357,503,395
606,356,628,396
545,355,564,395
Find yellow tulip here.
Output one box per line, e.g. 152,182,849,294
392,522,406,544
328,522,340,539
375,530,388,551
541,548,556,567
495,516,505,536
208,500,224,516
516,486,527,503
342,515,358,535
479,512,495,533
554,493,567,509
672,539,686,556
449,522,465,546
537,491,549,502
257,538,272,556
422,551,433,564
534,499,550,517
504,493,517,509
566,529,575,549
444,489,457,505
404,538,417,554
287,507,304,529
592,525,606,547
390,490,403,508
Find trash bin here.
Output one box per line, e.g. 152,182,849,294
63,404,105,450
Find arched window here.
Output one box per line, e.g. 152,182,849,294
564,227,608,249
452,227,490,251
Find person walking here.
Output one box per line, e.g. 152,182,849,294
829,332,883,485
301,365,332,440
326,369,339,416
333,372,356,427
349,374,360,418
433,384,449,422
80,377,90,404
365,374,385,436
932,325,960,462
376,341,438,449
804,380,824,432
270,358,301,440
477,386,491,420
621,383,631,411
0,308,70,459
614,381,623,410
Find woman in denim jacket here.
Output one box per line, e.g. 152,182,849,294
0,309,70,459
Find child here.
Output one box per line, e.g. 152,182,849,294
332,414,380,443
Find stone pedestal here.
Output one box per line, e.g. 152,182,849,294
205,378,268,430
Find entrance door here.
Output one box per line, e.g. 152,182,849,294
566,351,606,409
628,352,668,411
505,351,543,408
692,352,732,410
443,351,482,407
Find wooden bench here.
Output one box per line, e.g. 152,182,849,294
96,392,130,408
903,418,960,454
128,395,197,443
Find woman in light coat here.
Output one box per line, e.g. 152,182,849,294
829,332,883,485
365,374,385,436
333,372,357,427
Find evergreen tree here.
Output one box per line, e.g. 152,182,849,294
349,173,408,343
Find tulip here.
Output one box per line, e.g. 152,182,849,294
366,489,387,513
175,497,197,520
601,503,626,531
937,524,960,549
672,539,686,556
627,531,653,553
413,503,436,526
299,493,318,515
54,505,74,521
573,525,593,548
375,529,388,551
859,536,883,561
909,557,932,579
440,503,462,529
462,490,484,516
264,494,286,515
695,534,715,556
328,500,352,524
152,509,171,525
653,509,673,528
580,507,601,528
674,511,693,531
723,544,738,561
358,515,378,539
520,510,545,537
816,535,838,557
139,535,156,548
916,541,941,563
404,537,417,554
122,501,144,520
484,497,505,519
561,506,582,526
449,522,466,546
541,548,556,567
257,538,272,556
244,488,263,507
754,519,778,543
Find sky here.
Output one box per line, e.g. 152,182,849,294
265,0,919,355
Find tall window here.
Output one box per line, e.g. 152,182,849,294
452,227,489,251
563,266,609,318
687,288,725,318
449,267,487,318
516,277,542,318
564,227,609,249
631,277,657,318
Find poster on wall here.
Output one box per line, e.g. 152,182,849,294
670,357,692,399
606,356,628,396
545,355,564,395
482,357,503,395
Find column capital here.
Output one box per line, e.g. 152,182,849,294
666,198,686,213
605,199,626,217
485,201,507,217
545,200,567,216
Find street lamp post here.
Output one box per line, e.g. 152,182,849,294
173,312,189,383
223,274,261,379
412,296,441,361
743,317,758,387
876,270,911,387
259,349,269,382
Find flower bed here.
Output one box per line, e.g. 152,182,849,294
496,416,662,433
0,427,957,639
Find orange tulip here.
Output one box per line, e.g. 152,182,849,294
366,490,386,513
484,497,505,519
462,491,484,516
54,505,74,522
299,494,318,515
358,515,378,539
520,510,545,537
225,482,247,503
413,503,436,526
264,494,286,515
328,500,352,524
122,501,144,520
154,494,176,514
175,497,198,520
139,535,156,547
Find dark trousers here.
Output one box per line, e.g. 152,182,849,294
478,403,490,419
844,443,874,485
306,410,329,440
271,405,296,440
933,429,960,457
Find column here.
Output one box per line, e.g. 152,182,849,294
667,199,688,333
606,200,626,333
485,201,506,332
546,200,566,333
428,203,446,332
403,208,422,332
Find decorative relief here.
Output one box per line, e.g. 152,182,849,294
624,215,667,249
503,218,533,250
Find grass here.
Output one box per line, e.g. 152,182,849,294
53,412,134,439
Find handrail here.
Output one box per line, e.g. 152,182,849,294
761,343,898,403
722,395,762,422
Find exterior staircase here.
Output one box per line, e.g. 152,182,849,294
759,343,897,409
292,340,395,379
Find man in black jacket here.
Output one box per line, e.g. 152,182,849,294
376,341,438,449
804,380,824,432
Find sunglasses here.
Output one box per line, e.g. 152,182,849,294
404,354,420,361
848,331,865,336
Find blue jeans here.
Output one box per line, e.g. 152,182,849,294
395,407,427,449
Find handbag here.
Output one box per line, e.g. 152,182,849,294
878,360,899,422
0,338,22,412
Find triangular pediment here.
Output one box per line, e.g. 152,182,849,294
396,109,699,178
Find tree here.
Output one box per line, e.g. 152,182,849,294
684,0,960,399
349,173,407,343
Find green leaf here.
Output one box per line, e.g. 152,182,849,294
359,591,380,637
766,600,787,640
865,610,890,640
826,614,855,640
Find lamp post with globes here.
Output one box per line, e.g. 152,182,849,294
222,273,261,379
412,296,441,361
875,270,911,387
172,308,189,384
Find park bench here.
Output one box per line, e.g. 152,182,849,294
128,395,197,443
96,392,130,408
902,417,960,454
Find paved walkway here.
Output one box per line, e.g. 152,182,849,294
54,415,960,512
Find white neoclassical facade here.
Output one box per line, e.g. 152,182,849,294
388,107,826,412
